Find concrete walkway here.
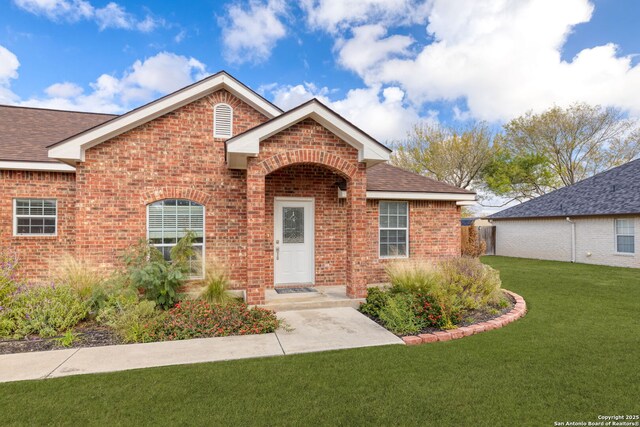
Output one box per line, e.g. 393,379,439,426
0,307,403,383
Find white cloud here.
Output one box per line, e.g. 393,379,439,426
263,82,429,143
335,24,414,83
301,0,432,33
13,0,161,32
334,0,640,121
13,52,208,113
44,81,84,98
0,45,20,104
220,0,287,64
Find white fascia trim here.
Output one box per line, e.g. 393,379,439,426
48,73,282,162
0,161,75,172
226,101,390,169
338,189,477,202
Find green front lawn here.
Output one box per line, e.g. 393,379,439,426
1,257,638,426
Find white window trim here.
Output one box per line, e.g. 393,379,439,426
378,200,410,259
614,218,635,255
146,200,206,279
214,103,233,139
13,198,58,237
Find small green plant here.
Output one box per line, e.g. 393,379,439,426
199,260,234,305
54,330,78,348
360,287,389,318
94,288,160,343
378,293,423,335
0,249,19,308
123,232,196,310
413,293,445,328
0,285,88,339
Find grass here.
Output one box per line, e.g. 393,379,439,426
1,257,639,426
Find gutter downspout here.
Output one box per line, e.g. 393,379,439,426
566,217,576,263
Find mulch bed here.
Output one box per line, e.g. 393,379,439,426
362,290,516,337
0,322,122,355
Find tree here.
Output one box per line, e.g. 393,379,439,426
485,103,640,202
391,122,497,190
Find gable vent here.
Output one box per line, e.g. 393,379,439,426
214,103,233,138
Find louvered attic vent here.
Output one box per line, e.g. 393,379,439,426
214,103,233,138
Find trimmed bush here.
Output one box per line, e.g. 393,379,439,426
360,287,389,318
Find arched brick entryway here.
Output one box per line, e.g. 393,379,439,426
245,149,368,304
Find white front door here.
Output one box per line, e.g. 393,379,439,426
274,198,314,285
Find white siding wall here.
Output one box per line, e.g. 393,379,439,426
494,216,640,268
495,218,572,262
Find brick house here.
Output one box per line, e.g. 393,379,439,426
0,72,475,304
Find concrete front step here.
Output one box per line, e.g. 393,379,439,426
260,297,365,312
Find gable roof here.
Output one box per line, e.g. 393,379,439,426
489,158,640,219
0,105,115,171
225,98,391,169
47,71,283,163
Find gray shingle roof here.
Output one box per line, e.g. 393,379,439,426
489,158,640,219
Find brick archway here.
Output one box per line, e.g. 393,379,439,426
256,149,358,179
245,149,368,305
141,187,211,206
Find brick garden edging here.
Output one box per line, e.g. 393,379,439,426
402,290,527,345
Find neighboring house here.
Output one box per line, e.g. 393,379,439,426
461,217,492,227
0,72,476,304
489,159,640,268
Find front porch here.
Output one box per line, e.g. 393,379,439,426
259,285,366,312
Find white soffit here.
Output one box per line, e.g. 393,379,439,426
0,161,75,172
226,100,391,169
47,72,282,163
338,189,477,202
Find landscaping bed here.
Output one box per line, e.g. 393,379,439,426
0,235,279,354
360,257,512,336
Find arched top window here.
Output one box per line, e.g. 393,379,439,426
214,103,233,138
147,199,204,277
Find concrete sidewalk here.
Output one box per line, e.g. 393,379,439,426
0,307,403,383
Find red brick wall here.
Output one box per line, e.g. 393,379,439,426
74,89,268,286
0,171,76,281
265,164,348,287
366,199,462,283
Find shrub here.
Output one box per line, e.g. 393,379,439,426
360,287,389,318
0,285,88,338
385,260,441,295
144,300,279,341
461,226,486,257
50,254,105,299
438,257,503,311
123,232,196,310
413,293,445,328
94,287,160,343
199,261,234,305
378,293,423,335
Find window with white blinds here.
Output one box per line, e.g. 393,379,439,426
214,103,233,138
14,198,57,236
147,199,204,277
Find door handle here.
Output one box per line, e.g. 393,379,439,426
275,245,279,260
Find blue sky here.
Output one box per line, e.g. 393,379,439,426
1,0,639,144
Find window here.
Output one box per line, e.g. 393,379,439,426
213,103,233,138
615,219,635,254
147,199,204,276
379,201,408,258
14,198,57,236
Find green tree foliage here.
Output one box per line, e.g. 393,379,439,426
392,121,497,190
484,103,640,201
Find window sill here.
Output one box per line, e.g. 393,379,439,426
379,255,409,260
613,252,635,257
12,234,58,238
